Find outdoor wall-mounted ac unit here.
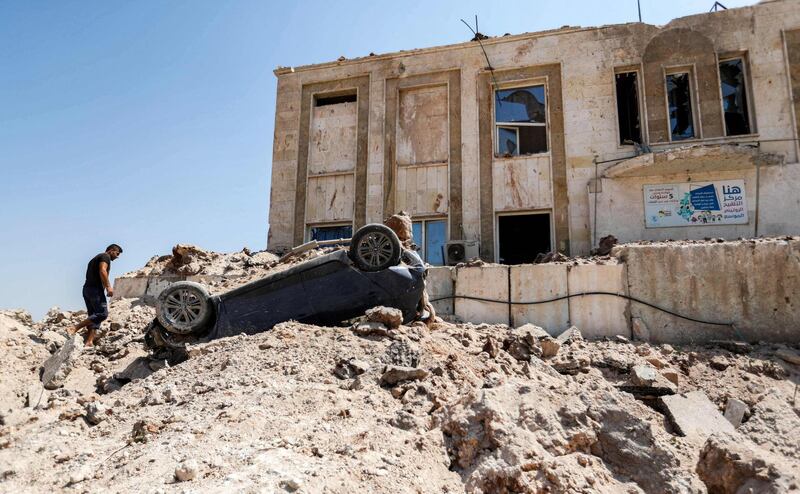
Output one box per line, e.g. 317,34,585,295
444,240,480,266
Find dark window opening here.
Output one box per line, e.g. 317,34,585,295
495,85,548,156
719,58,751,136
309,224,352,242
615,72,642,145
315,93,357,107
666,73,695,141
498,214,551,265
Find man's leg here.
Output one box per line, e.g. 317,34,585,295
67,318,92,335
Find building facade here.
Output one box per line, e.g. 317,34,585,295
268,0,800,263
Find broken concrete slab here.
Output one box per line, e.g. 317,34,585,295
723,398,748,428
352,321,391,338
659,391,734,443
618,364,677,396
539,337,560,359
660,369,680,386
40,335,82,390
555,326,582,345
380,366,429,386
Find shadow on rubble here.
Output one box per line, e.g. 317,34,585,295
98,349,186,394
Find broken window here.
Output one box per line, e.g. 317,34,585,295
315,93,357,107
309,224,352,242
666,72,695,141
412,219,446,266
495,85,547,156
615,72,642,145
497,213,551,265
719,58,751,136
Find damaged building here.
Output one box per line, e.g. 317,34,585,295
267,0,800,264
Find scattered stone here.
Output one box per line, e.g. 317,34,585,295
710,356,730,371
660,344,675,355
279,477,302,492
614,335,629,343
555,326,582,345
710,340,750,355
40,335,83,389
723,398,748,428
25,383,46,408
383,339,420,367
646,356,667,369
174,460,199,482
659,391,734,443
503,324,547,361
482,337,499,358
697,432,800,493
619,365,677,396
635,345,651,356
389,410,421,431
549,355,590,375
380,365,429,386
333,358,370,380
539,337,560,359
365,306,403,329
84,402,108,425
352,321,391,338
660,369,680,386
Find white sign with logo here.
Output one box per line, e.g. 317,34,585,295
643,180,747,228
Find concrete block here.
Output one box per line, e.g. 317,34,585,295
426,267,454,316
509,264,569,334
454,265,509,325
659,391,734,444
112,277,149,300
41,335,83,390
723,398,748,428
567,264,629,339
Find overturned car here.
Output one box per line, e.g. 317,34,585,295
145,224,427,351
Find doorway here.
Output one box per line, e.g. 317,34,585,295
497,213,552,264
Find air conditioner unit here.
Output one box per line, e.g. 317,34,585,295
444,240,480,266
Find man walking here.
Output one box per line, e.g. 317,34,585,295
67,244,123,346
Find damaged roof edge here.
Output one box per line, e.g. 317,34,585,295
272,1,767,76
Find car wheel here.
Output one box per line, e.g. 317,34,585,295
349,224,402,272
156,281,213,335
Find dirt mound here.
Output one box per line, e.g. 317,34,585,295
1,303,798,492
121,245,279,278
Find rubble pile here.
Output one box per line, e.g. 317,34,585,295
120,244,280,278
1,302,798,492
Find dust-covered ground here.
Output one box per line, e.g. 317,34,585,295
1,243,799,493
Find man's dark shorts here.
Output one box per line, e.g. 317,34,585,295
82,285,108,330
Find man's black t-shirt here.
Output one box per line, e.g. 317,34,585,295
85,253,111,289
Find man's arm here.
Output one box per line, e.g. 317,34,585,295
99,261,114,297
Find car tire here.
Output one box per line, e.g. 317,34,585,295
349,224,402,272
156,281,213,335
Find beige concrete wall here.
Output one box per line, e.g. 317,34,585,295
567,264,629,339
454,265,509,324
509,264,568,332
615,238,800,343
268,1,800,254
426,266,454,316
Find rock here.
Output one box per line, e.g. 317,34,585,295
710,356,730,371
710,340,750,354
174,460,199,482
383,339,420,367
503,324,547,361
334,358,370,380
619,365,676,396
40,335,83,390
25,383,46,408
539,337,560,359
365,306,403,329
389,410,421,431
549,355,589,375
380,365,429,386
614,335,629,343
279,477,302,492
697,431,800,494
84,402,108,425
723,398,748,428
646,356,667,369
352,321,391,338
775,348,800,365
482,337,499,358
162,386,180,403
660,344,675,354
660,369,680,386
659,391,734,444
515,323,550,339
555,326,582,345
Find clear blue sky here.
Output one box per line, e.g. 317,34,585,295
0,0,755,319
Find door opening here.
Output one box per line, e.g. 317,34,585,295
497,213,551,264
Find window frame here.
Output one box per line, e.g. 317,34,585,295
411,217,448,265
493,82,550,157
613,66,646,148
306,222,354,243
663,66,700,142
717,54,756,137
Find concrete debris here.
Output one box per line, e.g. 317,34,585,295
708,340,751,355
619,364,677,396
352,321,391,338
84,401,108,425
333,358,370,380
174,459,199,482
723,398,748,428
539,336,561,359
382,339,420,367
380,365,429,385
481,336,499,357
40,335,83,390
697,432,800,494
659,391,734,443
775,348,800,365
383,211,413,248
365,306,403,329
555,325,582,345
